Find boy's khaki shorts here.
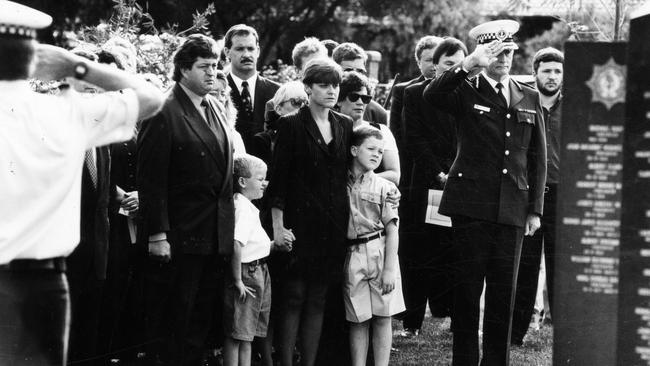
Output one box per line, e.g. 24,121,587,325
343,236,405,323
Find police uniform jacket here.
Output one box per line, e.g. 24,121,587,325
423,64,546,227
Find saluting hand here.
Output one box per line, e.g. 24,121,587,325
463,40,507,70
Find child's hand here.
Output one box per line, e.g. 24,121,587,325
380,268,396,295
234,280,256,302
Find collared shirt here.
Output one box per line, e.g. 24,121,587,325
229,72,258,105
482,72,511,107
233,193,271,263
542,93,562,184
179,82,208,121
347,170,399,240
0,80,139,264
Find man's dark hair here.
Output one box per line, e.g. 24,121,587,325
302,58,342,86
351,125,383,147
332,42,367,65
224,24,259,49
321,39,339,58
432,37,468,64
172,34,220,82
532,47,564,73
338,71,370,103
0,38,35,80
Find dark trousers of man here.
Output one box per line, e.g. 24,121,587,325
68,257,105,365
401,223,455,330
143,253,222,366
450,216,523,366
511,184,557,344
0,260,69,366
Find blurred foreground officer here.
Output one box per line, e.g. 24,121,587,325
423,20,546,366
0,2,163,365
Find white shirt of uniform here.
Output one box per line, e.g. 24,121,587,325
482,71,511,107
358,120,398,152
0,80,139,264
229,72,258,106
233,192,271,263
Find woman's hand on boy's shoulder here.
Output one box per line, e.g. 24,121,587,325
385,185,401,208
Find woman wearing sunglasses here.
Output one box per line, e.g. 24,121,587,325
337,71,401,185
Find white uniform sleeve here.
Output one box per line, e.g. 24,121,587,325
71,88,140,149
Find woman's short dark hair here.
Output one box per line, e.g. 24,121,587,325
338,71,370,102
432,37,468,65
0,38,35,80
302,58,342,86
172,34,220,82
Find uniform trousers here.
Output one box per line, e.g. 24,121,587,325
511,183,557,344
0,264,70,366
400,223,454,330
450,216,523,366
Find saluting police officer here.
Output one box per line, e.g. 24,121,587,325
0,2,163,365
423,20,546,366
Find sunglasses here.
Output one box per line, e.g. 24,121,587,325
347,92,372,104
343,67,368,76
281,98,307,108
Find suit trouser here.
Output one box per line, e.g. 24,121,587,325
400,223,455,330
0,266,70,366
450,216,523,366
143,253,222,366
68,264,105,365
511,184,557,343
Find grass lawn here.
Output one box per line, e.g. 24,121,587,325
391,317,553,366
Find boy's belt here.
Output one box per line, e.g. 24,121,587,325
244,257,267,266
347,230,386,245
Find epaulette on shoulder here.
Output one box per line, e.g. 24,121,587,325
512,78,536,91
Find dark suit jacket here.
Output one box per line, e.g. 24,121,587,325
267,106,353,259
389,76,424,151
423,65,547,227
137,84,234,256
227,74,280,150
68,146,112,280
403,78,456,220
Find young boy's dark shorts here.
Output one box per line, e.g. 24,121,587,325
223,260,272,341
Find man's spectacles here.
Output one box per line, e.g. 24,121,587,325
343,67,368,76
347,92,372,104
281,98,307,108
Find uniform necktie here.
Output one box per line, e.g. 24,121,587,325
84,149,97,189
240,81,253,118
496,82,508,108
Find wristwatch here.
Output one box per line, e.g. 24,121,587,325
73,62,88,80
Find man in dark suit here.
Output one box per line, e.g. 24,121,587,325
332,42,388,125
224,24,280,150
67,145,112,365
423,20,546,366
399,37,468,338
137,34,234,366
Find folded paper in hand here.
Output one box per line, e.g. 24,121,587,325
425,189,451,227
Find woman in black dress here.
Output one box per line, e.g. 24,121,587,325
266,58,352,366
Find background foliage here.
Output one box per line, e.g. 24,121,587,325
17,0,643,84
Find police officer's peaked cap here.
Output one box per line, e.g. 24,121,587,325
469,19,520,50
0,1,52,39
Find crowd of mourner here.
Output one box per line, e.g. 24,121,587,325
0,1,566,365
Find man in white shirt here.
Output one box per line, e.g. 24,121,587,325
0,2,163,365
224,24,279,150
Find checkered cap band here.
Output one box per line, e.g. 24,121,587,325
476,33,514,44
0,23,37,38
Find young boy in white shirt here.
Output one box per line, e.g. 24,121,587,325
344,126,405,366
223,154,294,366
